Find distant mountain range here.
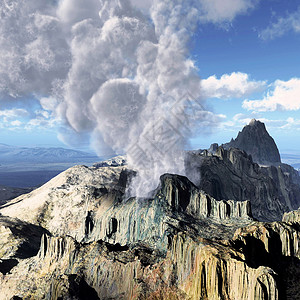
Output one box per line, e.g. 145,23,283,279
0,144,101,188
0,143,99,164
281,153,300,170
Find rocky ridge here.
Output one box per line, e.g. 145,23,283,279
186,146,300,221
0,120,300,299
0,167,254,249
0,163,299,299
223,119,281,165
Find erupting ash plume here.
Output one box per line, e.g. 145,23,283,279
0,0,230,197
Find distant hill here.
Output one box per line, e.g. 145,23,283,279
0,144,99,164
0,144,101,188
281,153,300,170
0,184,32,206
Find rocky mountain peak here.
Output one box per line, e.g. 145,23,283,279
248,118,260,126
223,119,281,165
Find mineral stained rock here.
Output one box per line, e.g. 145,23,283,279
0,163,299,299
0,120,299,299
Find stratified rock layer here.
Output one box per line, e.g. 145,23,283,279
283,210,300,223
0,164,299,299
186,146,300,221
3,216,299,299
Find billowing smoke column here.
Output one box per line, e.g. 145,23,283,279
0,0,224,197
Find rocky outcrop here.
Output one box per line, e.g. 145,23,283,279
186,146,300,221
0,215,49,261
93,155,126,168
159,174,252,220
223,119,281,165
83,173,253,250
4,220,300,299
283,210,300,223
232,219,300,299
0,168,253,250
0,165,127,240
0,160,299,299
170,233,279,300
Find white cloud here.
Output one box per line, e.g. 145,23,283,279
280,117,300,130
198,0,258,24
0,0,261,197
0,1,70,99
243,78,300,111
131,0,258,22
130,0,152,13
11,120,22,127
218,114,294,135
56,0,100,24
259,7,300,40
0,108,29,121
201,72,266,99
40,97,59,112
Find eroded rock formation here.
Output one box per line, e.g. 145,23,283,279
186,146,300,221
223,119,281,165
0,120,299,299
0,163,299,299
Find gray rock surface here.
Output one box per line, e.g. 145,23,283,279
85,173,253,250
186,146,300,221
0,119,300,299
93,155,126,168
223,119,281,165
0,164,299,299
0,167,254,250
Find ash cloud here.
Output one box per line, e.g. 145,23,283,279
0,0,251,197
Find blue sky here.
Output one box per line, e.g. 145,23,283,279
0,0,300,155
190,0,300,152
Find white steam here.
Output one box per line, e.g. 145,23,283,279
0,0,253,197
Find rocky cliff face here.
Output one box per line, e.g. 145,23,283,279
0,119,299,299
283,210,300,223
0,165,126,240
186,146,300,221
1,208,299,299
0,167,253,249
0,162,299,299
223,119,281,165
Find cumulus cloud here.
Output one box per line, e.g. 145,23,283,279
259,7,300,40
0,1,70,99
130,0,153,13
232,114,285,127
201,72,266,99
281,117,300,130
0,108,28,119
217,114,292,137
129,0,259,24
198,0,258,24
0,0,261,197
56,0,101,24
243,78,300,111
11,120,22,127
0,106,58,131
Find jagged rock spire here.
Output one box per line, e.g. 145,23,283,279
223,119,281,165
